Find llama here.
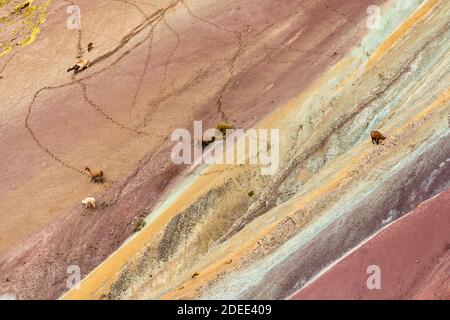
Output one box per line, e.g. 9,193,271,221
85,167,104,183
67,58,91,74
81,197,96,209
371,131,386,145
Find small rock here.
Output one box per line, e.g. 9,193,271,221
133,217,146,232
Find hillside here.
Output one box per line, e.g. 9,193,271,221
0,0,448,300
